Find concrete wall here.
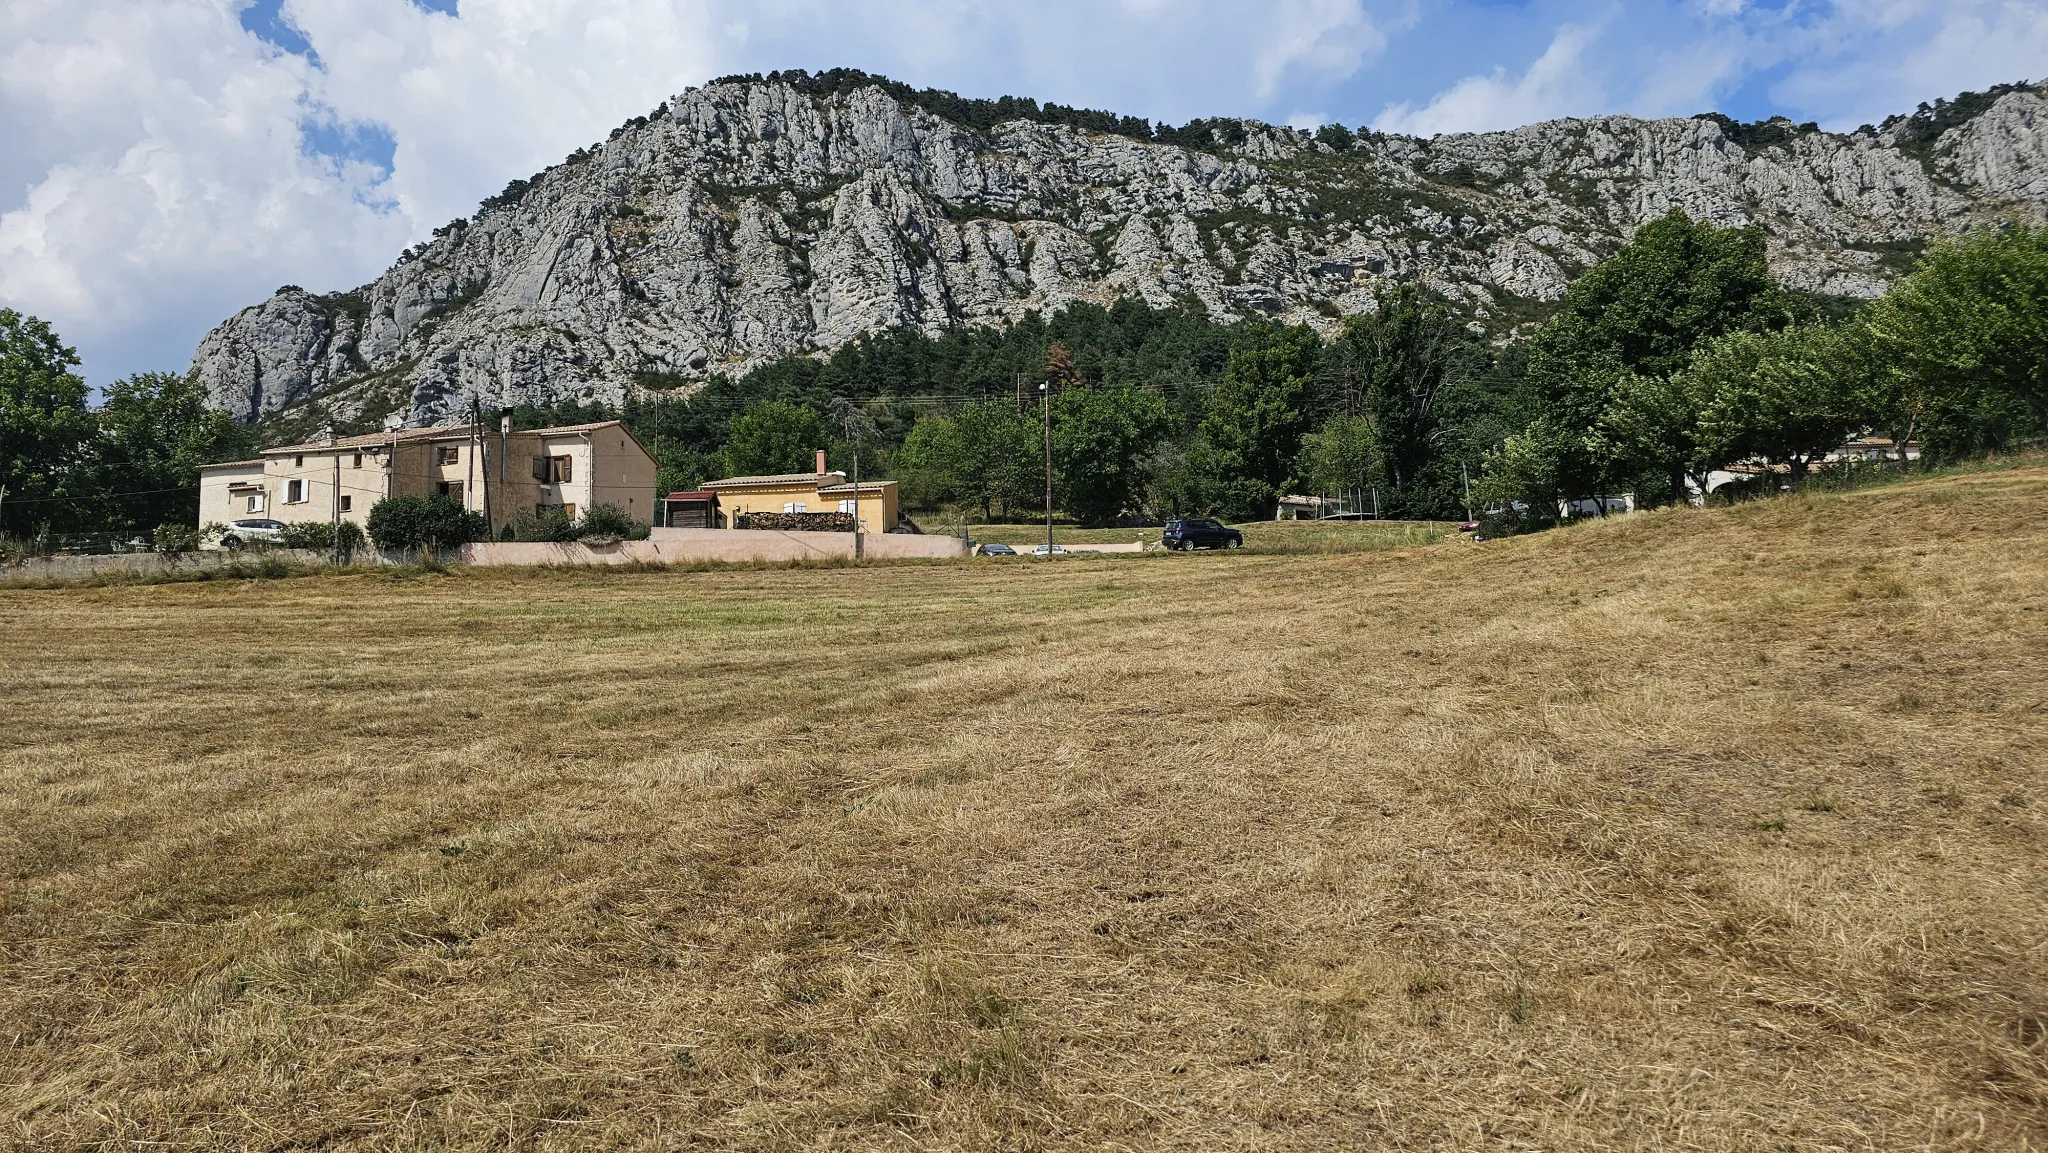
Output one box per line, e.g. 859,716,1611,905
468,529,969,567
5,549,335,583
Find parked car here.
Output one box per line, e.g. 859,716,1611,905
978,542,1017,556
1162,517,1244,551
1030,544,1069,557
217,518,286,548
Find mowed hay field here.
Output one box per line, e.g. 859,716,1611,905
3,470,2046,1151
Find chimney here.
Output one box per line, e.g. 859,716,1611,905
816,449,827,476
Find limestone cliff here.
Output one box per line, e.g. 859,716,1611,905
187,76,2048,427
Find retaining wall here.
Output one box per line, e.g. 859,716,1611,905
466,529,968,567
4,549,334,582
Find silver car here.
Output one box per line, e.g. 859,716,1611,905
218,518,286,548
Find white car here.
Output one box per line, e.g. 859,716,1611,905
217,518,287,548
1030,544,1068,557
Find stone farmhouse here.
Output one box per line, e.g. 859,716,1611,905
197,420,658,537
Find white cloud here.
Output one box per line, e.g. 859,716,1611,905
0,0,408,382
1372,23,1606,136
288,0,725,235
1770,0,2048,128
1252,0,1394,99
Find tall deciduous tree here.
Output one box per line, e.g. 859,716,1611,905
1052,385,1167,525
1867,224,2048,441
1505,209,1804,505
1688,326,1871,485
720,401,829,478
1325,284,1477,514
0,309,94,536
1202,323,1320,495
91,371,257,531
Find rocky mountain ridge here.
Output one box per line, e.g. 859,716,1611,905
188,74,2048,429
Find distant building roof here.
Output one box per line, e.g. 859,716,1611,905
818,480,896,495
702,471,846,489
664,491,718,501
199,459,266,470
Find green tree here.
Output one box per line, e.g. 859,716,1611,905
950,400,1039,520
1296,414,1376,495
0,309,95,536
1051,385,1167,525
1325,285,1478,514
1689,326,1872,486
1866,224,2048,448
90,371,257,531
1202,323,1321,494
720,400,828,477
1510,209,1802,505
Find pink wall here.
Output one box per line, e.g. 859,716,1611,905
464,529,968,567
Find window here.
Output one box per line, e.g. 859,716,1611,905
294,454,304,467
285,479,307,504
838,499,857,514
437,481,464,502
437,445,460,465
783,501,807,513
351,453,363,468
530,455,572,483
339,495,352,512
246,493,265,513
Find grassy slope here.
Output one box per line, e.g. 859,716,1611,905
2,468,2045,1150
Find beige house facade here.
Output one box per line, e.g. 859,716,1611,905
700,454,900,533
196,420,658,538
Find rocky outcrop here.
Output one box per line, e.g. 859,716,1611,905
189,78,2048,427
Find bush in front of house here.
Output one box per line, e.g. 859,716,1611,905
153,523,203,553
509,503,650,543
275,521,368,558
510,508,578,542
576,503,648,541
366,495,488,553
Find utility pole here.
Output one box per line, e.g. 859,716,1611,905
468,398,480,517
1,485,8,536
331,450,341,563
1040,379,1053,557
1462,463,1473,522
829,397,868,559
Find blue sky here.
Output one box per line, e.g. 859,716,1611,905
3,0,2044,387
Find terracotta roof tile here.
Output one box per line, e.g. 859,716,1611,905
702,471,845,488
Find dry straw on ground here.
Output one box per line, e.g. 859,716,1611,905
2,467,2044,1150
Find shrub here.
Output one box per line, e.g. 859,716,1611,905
276,522,334,550
153,523,202,553
511,508,578,542
578,503,638,539
366,495,488,552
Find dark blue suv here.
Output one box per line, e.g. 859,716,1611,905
1163,517,1244,551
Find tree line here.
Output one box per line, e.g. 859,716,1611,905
4,213,2043,541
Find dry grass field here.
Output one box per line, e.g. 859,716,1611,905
965,519,1453,554
3,466,2045,1151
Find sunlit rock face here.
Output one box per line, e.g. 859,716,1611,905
189,80,2048,426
